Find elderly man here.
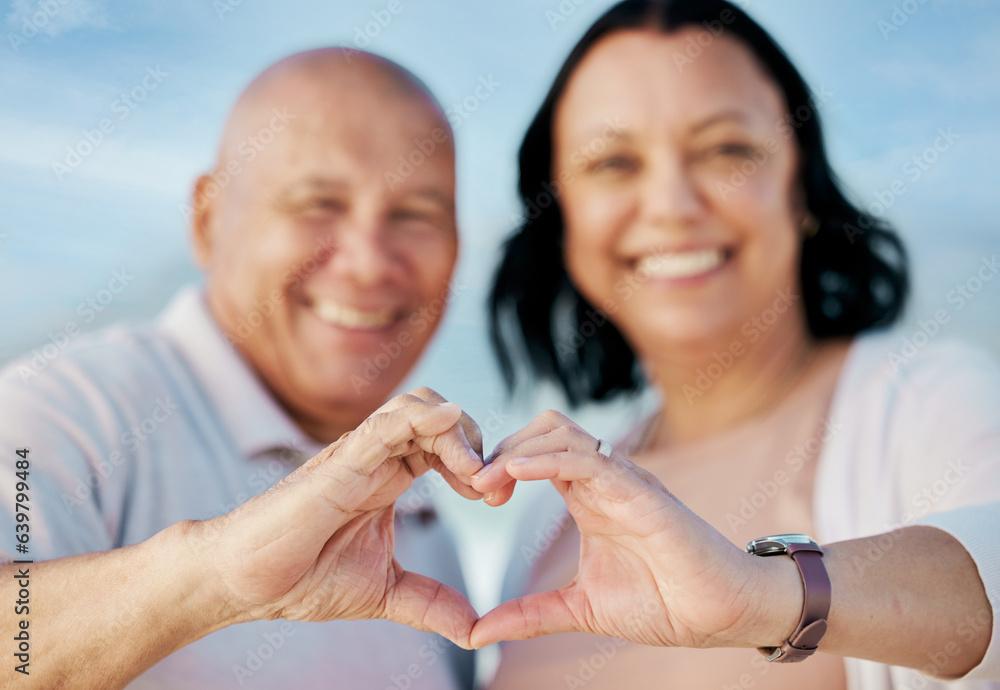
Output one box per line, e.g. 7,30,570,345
0,49,483,689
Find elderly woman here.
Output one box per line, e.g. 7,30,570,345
469,1,1000,688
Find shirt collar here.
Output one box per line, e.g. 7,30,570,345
157,287,324,463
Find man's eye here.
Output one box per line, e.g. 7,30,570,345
392,210,428,223
313,199,346,212
296,199,345,217
392,209,450,230
389,210,454,238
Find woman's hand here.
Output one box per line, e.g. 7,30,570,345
469,410,802,650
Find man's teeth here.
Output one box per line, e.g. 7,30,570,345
313,300,395,329
636,249,725,279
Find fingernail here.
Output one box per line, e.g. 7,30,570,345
472,462,493,479
484,492,496,503
438,402,459,410
509,456,531,465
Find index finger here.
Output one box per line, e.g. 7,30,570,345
409,386,484,460
471,410,581,497
316,400,463,478
411,421,486,484
485,409,575,462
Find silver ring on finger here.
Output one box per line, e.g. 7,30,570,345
596,438,613,458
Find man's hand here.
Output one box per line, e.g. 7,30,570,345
468,411,791,650
405,385,485,499
192,389,486,648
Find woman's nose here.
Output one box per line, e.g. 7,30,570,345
639,155,706,227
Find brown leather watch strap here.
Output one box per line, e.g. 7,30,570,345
762,543,831,662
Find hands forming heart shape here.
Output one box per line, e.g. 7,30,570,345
202,387,784,653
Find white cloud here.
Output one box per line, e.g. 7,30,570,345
868,57,999,102
6,0,108,38
0,112,201,200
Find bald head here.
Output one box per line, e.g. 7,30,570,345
216,48,450,172
241,48,441,109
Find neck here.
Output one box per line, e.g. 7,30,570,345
641,316,818,448
245,361,370,446
204,292,373,447
287,410,359,446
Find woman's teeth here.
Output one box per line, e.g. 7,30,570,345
312,300,395,330
635,249,725,279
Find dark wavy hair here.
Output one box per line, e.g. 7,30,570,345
489,0,908,406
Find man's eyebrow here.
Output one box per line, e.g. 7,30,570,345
280,177,350,198
402,187,455,213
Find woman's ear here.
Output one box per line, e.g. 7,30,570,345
790,182,818,238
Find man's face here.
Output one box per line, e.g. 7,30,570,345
194,75,458,437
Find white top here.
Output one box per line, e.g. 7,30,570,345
816,328,1000,688
498,328,1000,689
0,288,473,690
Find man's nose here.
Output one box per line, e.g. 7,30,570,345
330,220,396,286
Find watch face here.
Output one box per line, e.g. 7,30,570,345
746,534,816,556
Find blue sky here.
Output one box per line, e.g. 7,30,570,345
1,0,998,615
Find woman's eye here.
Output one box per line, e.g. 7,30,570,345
589,155,638,173
708,143,756,158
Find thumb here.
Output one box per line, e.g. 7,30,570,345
383,564,480,650
469,588,583,648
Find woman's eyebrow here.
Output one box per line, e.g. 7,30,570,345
561,124,635,151
688,110,753,135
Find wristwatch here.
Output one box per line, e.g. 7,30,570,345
745,534,831,663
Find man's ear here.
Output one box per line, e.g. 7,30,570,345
190,174,218,269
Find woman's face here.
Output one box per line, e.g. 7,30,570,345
554,29,807,355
